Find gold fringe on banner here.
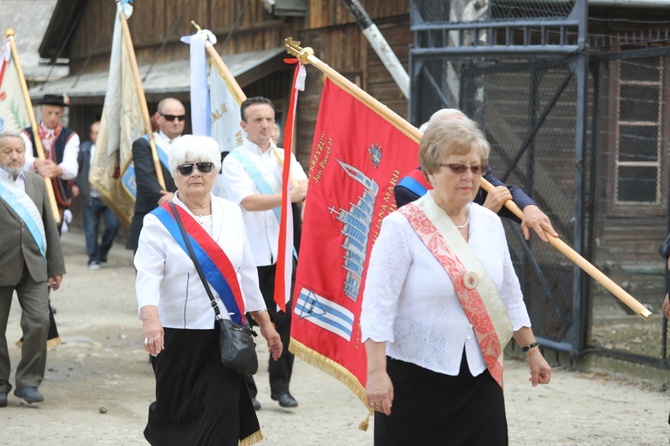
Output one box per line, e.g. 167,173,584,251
290,338,374,431
240,429,263,446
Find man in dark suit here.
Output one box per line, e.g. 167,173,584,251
73,121,120,269
125,98,183,252
0,131,66,406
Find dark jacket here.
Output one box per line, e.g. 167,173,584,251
74,140,92,204
394,165,535,224
125,135,177,250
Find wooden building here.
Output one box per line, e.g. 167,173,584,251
32,0,411,167
32,0,670,263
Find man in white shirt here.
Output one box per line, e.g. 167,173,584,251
21,94,80,230
221,97,307,410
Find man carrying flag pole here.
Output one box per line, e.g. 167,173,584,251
183,29,306,410
221,96,308,411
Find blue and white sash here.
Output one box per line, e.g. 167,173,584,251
151,202,246,326
0,174,46,259
229,148,281,222
123,134,171,199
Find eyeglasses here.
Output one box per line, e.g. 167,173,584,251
177,162,214,176
439,163,487,175
160,113,186,122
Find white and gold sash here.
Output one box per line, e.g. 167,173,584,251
398,193,513,388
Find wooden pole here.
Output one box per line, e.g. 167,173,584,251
191,22,298,187
191,22,246,105
5,28,61,225
118,8,166,190
284,38,652,319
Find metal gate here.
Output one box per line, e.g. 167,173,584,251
410,0,670,367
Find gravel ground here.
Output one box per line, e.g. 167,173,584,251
1,231,669,445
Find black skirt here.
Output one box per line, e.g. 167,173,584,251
144,327,260,446
374,353,508,446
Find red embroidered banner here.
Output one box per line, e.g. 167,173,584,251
290,79,419,399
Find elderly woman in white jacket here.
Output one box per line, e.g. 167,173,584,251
361,119,551,446
135,135,281,446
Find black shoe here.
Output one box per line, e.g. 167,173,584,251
0,392,7,407
271,392,298,408
14,387,44,403
251,397,261,411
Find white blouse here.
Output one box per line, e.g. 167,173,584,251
360,201,531,377
134,193,266,329
220,138,308,267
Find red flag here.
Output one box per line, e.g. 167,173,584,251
290,79,419,401
274,59,304,311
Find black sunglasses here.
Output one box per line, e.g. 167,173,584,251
177,162,214,176
439,163,487,175
160,113,186,122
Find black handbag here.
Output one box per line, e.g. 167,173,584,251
169,202,259,376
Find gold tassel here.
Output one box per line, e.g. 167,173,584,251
15,337,62,348
239,429,264,446
47,337,62,348
358,408,374,431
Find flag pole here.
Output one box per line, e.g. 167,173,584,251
284,37,652,320
117,7,166,190
191,22,246,106
191,21,298,188
5,28,61,225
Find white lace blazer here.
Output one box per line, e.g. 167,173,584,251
360,202,531,377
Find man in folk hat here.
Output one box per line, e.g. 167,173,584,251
20,93,80,225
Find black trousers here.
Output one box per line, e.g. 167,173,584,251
245,264,294,397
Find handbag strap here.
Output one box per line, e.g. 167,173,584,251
168,202,223,321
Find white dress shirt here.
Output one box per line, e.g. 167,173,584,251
220,138,307,266
154,130,180,148
0,168,26,190
134,193,266,329
360,201,531,377
22,123,80,180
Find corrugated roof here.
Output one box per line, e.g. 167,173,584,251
29,47,286,100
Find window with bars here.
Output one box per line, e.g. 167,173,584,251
611,57,666,209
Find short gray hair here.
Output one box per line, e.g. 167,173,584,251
428,108,467,125
168,135,222,177
0,130,25,142
419,118,490,177
418,108,474,134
